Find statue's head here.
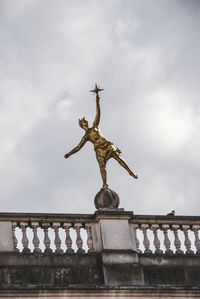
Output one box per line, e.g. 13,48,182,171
79,117,88,130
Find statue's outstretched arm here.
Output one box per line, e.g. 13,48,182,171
64,136,87,159
93,95,101,127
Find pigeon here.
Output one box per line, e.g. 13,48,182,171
167,210,175,216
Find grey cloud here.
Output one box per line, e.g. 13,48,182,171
0,0,200,215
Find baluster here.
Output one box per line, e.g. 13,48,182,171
172,225,183,255
20,222,30,253
182,225,194,255
85,224,94,252
162,225,173,255
53,222,63,254
133,224,142,253
151,224,163,255
42,223,52,254
32,222,41,253
192,225,200,255
74,223,85,254
141,224,152,254
12,222,19,252
63,223,74,254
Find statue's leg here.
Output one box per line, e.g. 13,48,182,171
97,157,108,188
112,152,138,179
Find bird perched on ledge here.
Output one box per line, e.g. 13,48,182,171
167,210,175,216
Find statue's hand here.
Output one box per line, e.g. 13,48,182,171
64,153,70,159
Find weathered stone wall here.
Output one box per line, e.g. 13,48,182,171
0,253,104,288
0,252,200,289
140,255,200,287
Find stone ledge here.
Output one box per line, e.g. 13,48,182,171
94,210,134,221
0,285,200,290
0,286,200,299
0,252,101,266
139,254,200,266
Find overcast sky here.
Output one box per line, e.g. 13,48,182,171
0,0,200,215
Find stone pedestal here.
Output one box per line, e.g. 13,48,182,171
0,222,14,251
94,211,144,286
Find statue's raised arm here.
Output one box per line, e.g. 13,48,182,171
90,84,104,127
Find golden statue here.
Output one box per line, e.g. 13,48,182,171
64,84,138,189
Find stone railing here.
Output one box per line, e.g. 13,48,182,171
0,212,200,255
0,213,96,254
130,215,200,255
0,212,200,293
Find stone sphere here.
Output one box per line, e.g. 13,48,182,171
94,188,120,210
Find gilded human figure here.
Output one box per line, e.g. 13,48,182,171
64,84,138,188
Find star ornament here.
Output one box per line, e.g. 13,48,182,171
90,83,104,96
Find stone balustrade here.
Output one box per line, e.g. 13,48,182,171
131,215,200,255
13,221,95,254
0,213,95,253
0,212,200,256
0,211,200,294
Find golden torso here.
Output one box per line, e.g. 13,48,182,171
86,127,112,148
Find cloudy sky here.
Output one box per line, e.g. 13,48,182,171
0,0,200,215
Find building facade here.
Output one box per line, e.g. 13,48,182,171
0,211,200,298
